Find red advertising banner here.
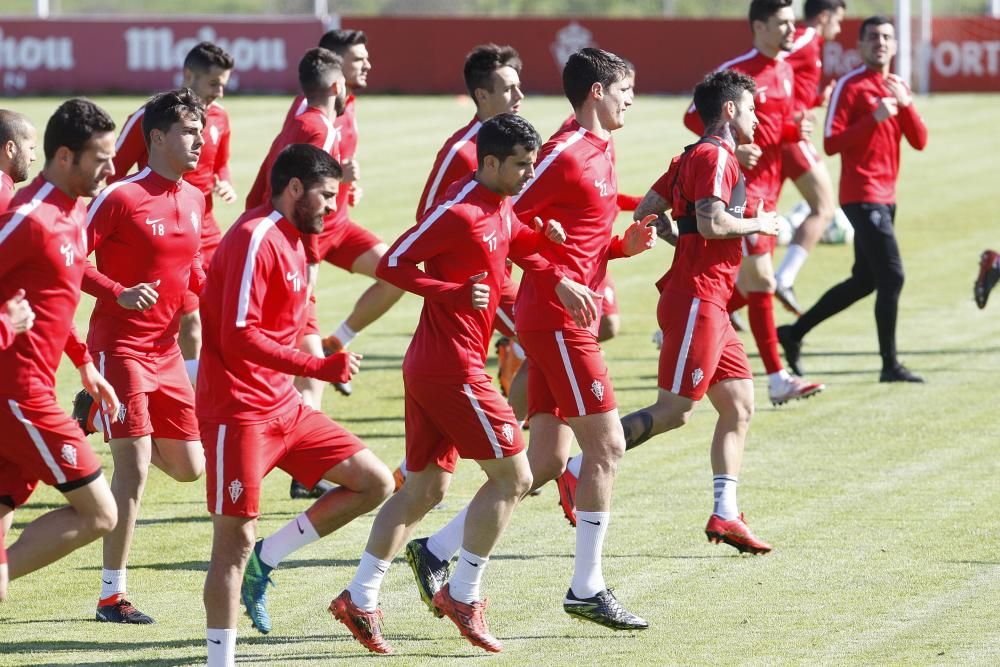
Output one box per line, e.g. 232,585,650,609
0,15,997,96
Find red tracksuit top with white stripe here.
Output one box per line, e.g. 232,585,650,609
197,206,328,424
0,172,14,213
0,175,92,400
246,104,343,264
83,167,206,354
512,119,626,334
111,102,231,229
377,174,562,382
824,66,928,204
786,26,825,112
684,49,799,209
415,116,482,221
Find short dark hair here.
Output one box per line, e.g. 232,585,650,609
183,41,234,73
804,0,846,20
141,88,206,147
464,44,522,100
693,69,757,127
859,15,892,40
562,47,629,110
749,0,792,25
318,29,367,55
43,98,115,163
270,143,342,198
0,109,32,147
298,47,343,100
476,113,541,168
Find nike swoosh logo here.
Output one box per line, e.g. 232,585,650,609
102,579,113,585
482,231,496,242
296,519,304,534
464,559,479,568
582,519,601,526
208,639,222,645
145,217,164,225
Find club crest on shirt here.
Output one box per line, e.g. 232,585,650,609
209,124,220,145
692,367,705,387
228,479,244,504
191,211,200,233
591,380,605,402
501,423,515,444
60,443,77,466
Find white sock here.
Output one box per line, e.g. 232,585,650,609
449,548,488,603
206,628,237,667
333,321,357,348
775,243,809,289
512,342,526,360
768,369,792,387
345,551,391,612
398,457,408,479
713,474,739,520
566,454,582,478
427,506,467,563
185,358,199,384
571,511,609,598
259,512,320,569
100,568,126,600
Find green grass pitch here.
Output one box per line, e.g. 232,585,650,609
1,92,998,665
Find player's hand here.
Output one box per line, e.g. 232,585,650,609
341,158,360,184
319,351,362,383
874,96,899,122
212,176,237,203
79,361,121,422
4,289,35,335
820,79,836,107
117,280,160,311
755,199,780,237
348,183,363,207
555,277,601,328
885,74,913,107
533,217,566,244
622,215,658,256
465,272,490,310
796,110,814,138
735,143,762,169
648,214,679,246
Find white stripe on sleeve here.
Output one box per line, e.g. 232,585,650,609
86,168,152,229
0,181,54,247
423,121,481,214
235,211,283,327
388,179,477,268
115,107,145,152
511,128,586,205
825,66,866,138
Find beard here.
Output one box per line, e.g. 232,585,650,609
292,196,325,234
333,90,347,116
11,151,30,182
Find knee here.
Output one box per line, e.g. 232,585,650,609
881,267,905,294
368,466,395,503
528,449,567,486
587,432,625,475
89,497,119,537
507,466,534,499
722,399,754,431
170,463,204,484
597,315,619,342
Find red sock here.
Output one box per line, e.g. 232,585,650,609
748,291,783,374
727,288,749,314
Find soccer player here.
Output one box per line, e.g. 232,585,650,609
0,99,120,602
975,250,1000,309
683,0,824,406
563,70,782,551
408,48,655,632
83,89,208,624
778,16,928,383
0,110,38,212
281,30,401,399
330,114,587,655
773,0,846,313
203,144,393,665
109,42,236,381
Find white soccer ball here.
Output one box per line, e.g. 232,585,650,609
821,207,854,245
777,214,794,246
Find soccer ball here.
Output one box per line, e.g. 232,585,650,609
821,207,854,245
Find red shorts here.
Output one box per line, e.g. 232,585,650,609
181,213,222,315
741,197,778,256
599,275,619,317
318,219,382,272
494,273,518,338
519,328,616,420
0,394,103,508
781,139,821,183
202,403,365,518
403,376,524,474
96,347,200,442
656,291,752,400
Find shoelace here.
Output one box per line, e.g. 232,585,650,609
600,589,628,618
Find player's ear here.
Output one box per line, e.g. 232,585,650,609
54,145,74,168
2,140,13,160
288,177,304,198
590,81,604,101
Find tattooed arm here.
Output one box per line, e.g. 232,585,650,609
694,197,780,240
634,190,678,246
